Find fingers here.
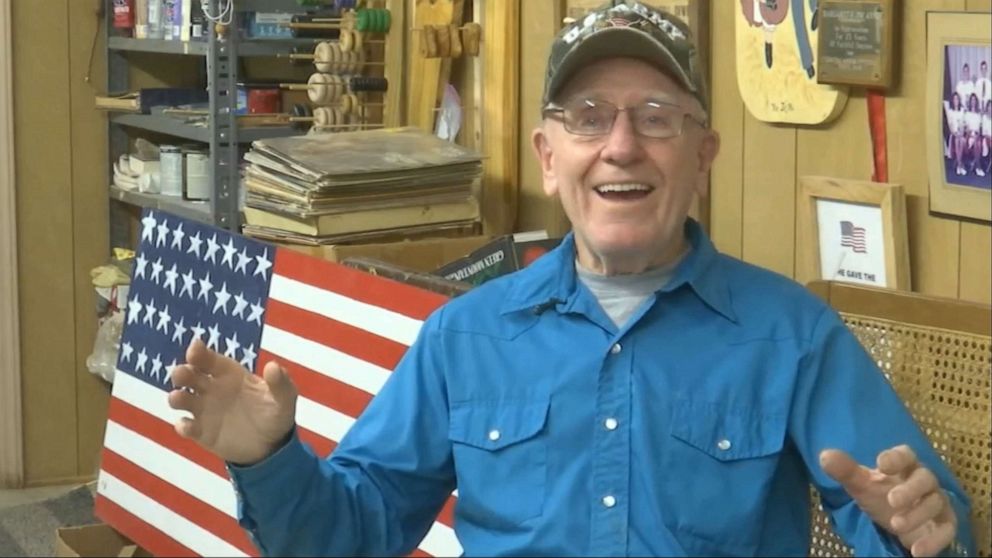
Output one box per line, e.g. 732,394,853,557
186,338,216,373
889,489,946,535
908,519,957,557
877,444,919,477
820,449,874,495
262,360,298,407
889,466,939,509
174,417,202,440
169,364,211,393
167,388,203,416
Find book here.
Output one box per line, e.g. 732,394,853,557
435,233,562,286
94,88,209,114
243,197,481,237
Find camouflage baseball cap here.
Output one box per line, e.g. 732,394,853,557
542,1,707,114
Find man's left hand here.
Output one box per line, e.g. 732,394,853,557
820,445,957,557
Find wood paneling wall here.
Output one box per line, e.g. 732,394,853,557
709,0,991,304
13,0,111,486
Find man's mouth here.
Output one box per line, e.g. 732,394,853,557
593,183,655,201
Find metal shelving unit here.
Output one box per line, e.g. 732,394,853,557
104,0,312,246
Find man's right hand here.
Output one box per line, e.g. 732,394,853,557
168,338,298,466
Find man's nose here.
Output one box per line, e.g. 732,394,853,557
599,110,643,166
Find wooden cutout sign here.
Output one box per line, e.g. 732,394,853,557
736,0,849,124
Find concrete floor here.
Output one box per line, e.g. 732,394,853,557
0,483,90,511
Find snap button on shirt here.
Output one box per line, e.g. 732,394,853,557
610,343,622,355
602,495,617,508
604,418,618,431
488,429,501,442
717,439,732,451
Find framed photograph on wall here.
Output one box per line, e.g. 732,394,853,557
797,176,911,290
925,11,992,222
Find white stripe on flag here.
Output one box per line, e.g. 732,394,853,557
296,396,356,443
103,420,238,517
260,325,392,396
97,471,248,557
419,521,463,557
269,275,424,346
115,370,189,424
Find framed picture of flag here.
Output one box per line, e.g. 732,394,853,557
925,11,992,223
797,176,911,290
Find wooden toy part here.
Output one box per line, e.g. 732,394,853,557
448,24,462,58
461,22,481,56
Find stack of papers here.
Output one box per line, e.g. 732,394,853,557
242,127,483,244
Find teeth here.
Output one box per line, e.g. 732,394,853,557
595,183,653,193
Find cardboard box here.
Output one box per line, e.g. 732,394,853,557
55,524,151,557
278,235,494,273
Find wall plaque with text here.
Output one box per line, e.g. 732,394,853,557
817,0,896,88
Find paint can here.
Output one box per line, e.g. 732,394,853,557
184,149,211,201
159,145,183,196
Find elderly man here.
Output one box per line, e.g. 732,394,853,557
168,1,975,556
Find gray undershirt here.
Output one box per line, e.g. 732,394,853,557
575,254,684,329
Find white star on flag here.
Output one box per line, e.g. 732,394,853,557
134,254,148,279
231,293,249,319
206,324,221,351
140,214,157,243
171,223,186,250
163,264,179,295
205,234,221,264
254,249,273,279
190,322,206,342
156,219,169,248
150,258,164,284
197,272,213,302
143,299,158,326
187,231,203,258
156,305,172,333
120,342,134,362
213,283,232,315
165,360,179,383
247,299,265,325
150,354,163,380
127,297,143,325
221,238,238,269
135,348,148,374
240,343,257,369
179,269,196,299
235,249,252,274
223,332,241,359
172,317,188,344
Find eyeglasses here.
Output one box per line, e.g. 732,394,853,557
542,98,708,139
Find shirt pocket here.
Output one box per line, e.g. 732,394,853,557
448,398,549,527
670,398,785,461
666,398,787,554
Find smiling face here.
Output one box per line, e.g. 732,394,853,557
531,57,719,275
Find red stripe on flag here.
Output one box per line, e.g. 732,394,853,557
258,349,375,419
100,449,259,557
95,494,198,557
438,496,456,527
273,249,448,320
408,548,432,557
108,397,228,479
265,298,410,371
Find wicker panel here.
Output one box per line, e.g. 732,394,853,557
808,313,992,557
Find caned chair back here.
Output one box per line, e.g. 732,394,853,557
805,281,991,557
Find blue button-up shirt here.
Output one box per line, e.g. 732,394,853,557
229,220,974,557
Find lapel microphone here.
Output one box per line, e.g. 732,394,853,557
532,297,566,315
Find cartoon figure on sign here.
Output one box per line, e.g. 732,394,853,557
735,0,846,124
738,0,819,78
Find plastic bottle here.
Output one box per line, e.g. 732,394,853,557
146,0,164,39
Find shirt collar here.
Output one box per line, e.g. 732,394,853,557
500,219,737,323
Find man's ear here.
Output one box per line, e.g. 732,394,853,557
694,128,720,197
531,126,559,197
